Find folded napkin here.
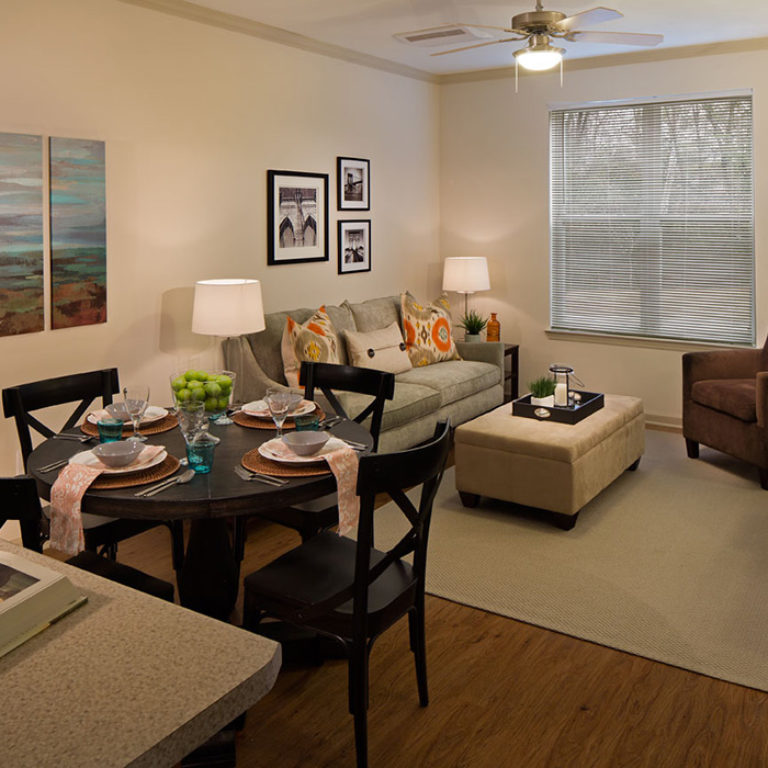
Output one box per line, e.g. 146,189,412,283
89,407,115,422
264,439,360,536
49,445,165,555
322,446,360,536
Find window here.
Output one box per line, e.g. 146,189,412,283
549,93,754,345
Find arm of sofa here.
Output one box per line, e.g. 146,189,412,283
222,335,288,402
455,341,504,383
757,371,768,429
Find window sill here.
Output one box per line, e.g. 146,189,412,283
545,329,755,353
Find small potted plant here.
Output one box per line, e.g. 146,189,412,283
528,376,556,406
459,310,488,342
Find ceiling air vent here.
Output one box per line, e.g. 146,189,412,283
394,25,493,48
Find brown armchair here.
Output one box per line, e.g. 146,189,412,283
682,337,768,489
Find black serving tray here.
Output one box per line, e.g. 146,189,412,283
512,390,604,424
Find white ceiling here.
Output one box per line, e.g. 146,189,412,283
183,0,768,75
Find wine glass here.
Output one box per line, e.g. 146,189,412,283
122,385,150,442
264,388,302,438
176,401,207,445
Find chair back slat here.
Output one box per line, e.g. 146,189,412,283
2,368,119,468
300,362,395,452
352,420,451,632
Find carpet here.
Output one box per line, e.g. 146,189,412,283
372,430,768,691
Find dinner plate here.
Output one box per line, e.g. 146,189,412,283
258,436,346,464
87,405,169,425
69,448,168,475
242,399,316,419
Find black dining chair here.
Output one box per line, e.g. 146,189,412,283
242,419,451,768
0,475,175,602
2,368,185,571
233,362,396,565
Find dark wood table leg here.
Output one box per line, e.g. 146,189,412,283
177,518,238,621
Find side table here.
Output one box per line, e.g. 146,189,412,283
504,343,519,403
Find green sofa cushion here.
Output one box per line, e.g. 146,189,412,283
397,360,501,407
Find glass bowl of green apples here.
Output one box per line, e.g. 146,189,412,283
170,369,237,424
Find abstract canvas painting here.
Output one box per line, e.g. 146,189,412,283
0,133,44,337
50,137,106,329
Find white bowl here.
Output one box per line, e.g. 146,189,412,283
282,430,330,456
92,441,143,468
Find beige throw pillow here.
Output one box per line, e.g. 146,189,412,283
280,305,341,388
344,321,412,375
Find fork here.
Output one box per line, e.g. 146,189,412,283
54,433,94,443
38,457,70,472
233,466,288,486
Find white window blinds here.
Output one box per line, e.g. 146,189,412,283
549,94,754,345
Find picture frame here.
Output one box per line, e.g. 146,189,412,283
338,220,371,275
267,170,329,265
337,157,370,211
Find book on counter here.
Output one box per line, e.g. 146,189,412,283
0,551,87,658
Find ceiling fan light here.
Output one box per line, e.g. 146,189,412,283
514,44,563,71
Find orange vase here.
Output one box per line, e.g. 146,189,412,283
486,312,500,342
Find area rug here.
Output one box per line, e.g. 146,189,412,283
371,430,768,691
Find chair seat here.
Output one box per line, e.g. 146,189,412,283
691,378,756,422
243,531,416,637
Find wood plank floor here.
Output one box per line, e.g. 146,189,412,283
106,511,768,768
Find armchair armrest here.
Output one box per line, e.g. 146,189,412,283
757,372,768,429
682,348,761,400
455,341,504,383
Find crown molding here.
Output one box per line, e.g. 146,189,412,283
437,36,768,85
118,0,439,83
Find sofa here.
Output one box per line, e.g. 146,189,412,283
223,295,504,452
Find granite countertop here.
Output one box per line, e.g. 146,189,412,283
0,541,281,768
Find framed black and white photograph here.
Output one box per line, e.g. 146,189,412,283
337,157,370,211
338,219,371,274
267,170,329,265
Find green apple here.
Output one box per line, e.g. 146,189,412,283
204,396,219,412
171,376,187,392
175,387,192,403
204,381,222,398
217,395,229,410
190,387,206,402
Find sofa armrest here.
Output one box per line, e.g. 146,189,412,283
456,341,504,381
223,335,285,402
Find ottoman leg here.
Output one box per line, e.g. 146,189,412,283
548,510,578,531
459,491,480,508
627,458,641,471
685,438,699,459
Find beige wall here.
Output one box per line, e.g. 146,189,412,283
0,0,440,475
440,47,768,426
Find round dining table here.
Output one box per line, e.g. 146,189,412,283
27,412,372,620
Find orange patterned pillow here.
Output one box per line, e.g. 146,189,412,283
400,292,461,367
281,306,341,387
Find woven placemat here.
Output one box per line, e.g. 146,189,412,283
90,454,182,489
233,406,326,431
241,447,330,477
81,413,179,438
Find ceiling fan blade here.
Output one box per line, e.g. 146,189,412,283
557,7,623,33
430,38,523,56
566,30,664,46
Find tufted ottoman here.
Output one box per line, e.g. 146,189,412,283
454,394,645,529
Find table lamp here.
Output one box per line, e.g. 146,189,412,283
192,278,266,424
442,257,490,317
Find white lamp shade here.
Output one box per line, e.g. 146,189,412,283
442,257,490,294
192,279,266,336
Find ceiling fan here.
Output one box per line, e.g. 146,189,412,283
399,3,663,71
